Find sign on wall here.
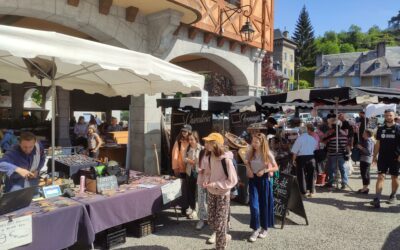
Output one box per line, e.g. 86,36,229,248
229,111,262,136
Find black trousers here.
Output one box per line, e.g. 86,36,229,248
296,155,316,194
360,161,371,186
185,172,197,211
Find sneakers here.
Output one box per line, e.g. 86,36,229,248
195,220,205,230
340,184,346,190
187,210,197,219
258,229,268,239
307,192,315,198
206,232,216,244
248,229,260,242
386,194,398,205
370,198,381,208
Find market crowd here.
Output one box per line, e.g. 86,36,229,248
170,109,399,250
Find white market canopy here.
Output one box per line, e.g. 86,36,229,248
0,25,204,97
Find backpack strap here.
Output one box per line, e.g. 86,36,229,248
221,158,229,179
209,155,229,179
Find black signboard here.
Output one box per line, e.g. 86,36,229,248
229,111,262,136
273,173,308,229
170,109,213,152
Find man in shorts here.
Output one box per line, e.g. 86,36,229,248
370,109,400,208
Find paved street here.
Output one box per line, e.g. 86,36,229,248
108,166,400,250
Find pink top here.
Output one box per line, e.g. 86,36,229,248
311,132,320,150
203,151,238,196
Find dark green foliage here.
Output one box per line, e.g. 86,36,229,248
292,5,316,67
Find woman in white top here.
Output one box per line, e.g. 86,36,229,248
245,133,279,242
184,131,203,220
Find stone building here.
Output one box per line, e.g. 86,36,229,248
315,42,400,89
0,0,274,174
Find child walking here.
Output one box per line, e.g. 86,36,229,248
357,129,374,194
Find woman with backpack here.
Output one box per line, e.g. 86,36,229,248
203,133,238,250
245,133,278,242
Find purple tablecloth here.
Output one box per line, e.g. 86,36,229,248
72,186,166,233
0,197,95,250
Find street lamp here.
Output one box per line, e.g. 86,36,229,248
296,62,302,91
220,4,255,42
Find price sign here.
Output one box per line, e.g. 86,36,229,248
0,215,32,249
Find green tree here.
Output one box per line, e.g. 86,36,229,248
31,89,43,106
323,31,338,43
316,40,340,54
340,43,355,53
347,25,365,50
292,5,317,67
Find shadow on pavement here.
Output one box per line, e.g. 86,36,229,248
382,226,400,250
115,246,169,250
306,197,400,213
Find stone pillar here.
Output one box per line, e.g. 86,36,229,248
11,84,24,120
55,87,71,146
127,94,161,174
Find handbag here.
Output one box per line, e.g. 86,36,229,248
351,147,361,162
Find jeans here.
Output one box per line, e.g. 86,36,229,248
197,185,208,220
248,174,274,230
327,155,348,185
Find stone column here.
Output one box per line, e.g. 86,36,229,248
127,94,161,174
55,87,71,146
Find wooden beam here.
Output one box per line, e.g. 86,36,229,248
241,44,248,54
125,6,139,22
67,0,80,7
99,0,113,15
217,37,226,47
188,28,197,40
203,33,213,44
229,41,238,51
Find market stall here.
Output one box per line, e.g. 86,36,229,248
0,25,204,249
0,197,94,250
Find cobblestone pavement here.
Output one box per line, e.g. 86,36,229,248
105,166,400,250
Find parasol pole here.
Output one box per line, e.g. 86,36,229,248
51,57,56,185
335,97,339,189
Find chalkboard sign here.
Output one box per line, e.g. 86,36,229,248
96,176,118,193
229,111,262,136
170,109,213,150
273,173,308,229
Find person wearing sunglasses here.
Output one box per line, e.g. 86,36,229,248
371,109,400,208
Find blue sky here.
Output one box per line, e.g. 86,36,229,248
274,0,398,37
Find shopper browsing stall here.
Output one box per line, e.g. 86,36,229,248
323,120,349,189
107,117,123,132
370,109,400,208
74,116,88,147
291,124,318,197
203,133,238,250
245,133,278,242
0,132,45,192
171,124,191,215
87,125,102,159
184,131,202,220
